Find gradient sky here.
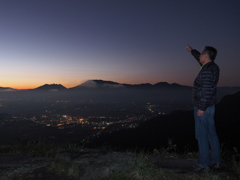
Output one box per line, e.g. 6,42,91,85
1,0,240,89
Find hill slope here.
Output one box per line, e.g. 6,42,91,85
88,91,240,151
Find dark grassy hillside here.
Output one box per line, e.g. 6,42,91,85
88,92,240,152
87,110,196,152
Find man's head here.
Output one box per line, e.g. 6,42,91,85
200,46,217,64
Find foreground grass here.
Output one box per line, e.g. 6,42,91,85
108,170,229,180
0,140,240,180
106,148,239,180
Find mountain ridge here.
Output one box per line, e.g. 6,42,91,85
0,87,17,91
33,84,67,91
1,79,240,91
0,80,191,91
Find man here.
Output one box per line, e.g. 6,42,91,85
186,44,221,172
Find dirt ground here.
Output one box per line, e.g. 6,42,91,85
0,153,237,180
150,156,197,172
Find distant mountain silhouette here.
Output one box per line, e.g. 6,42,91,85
66,80,194,106
70,79,191,90
1,79,240,113
71,80,124,89
121,83,153,89
68,80,240,105
92,80,122,87
154,82,190,89
87,91,240,152
2,79,240,93
33,84,67,91
0,87,17,91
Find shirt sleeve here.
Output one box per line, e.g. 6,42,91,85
191,49,202,65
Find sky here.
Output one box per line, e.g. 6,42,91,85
1,0,240,89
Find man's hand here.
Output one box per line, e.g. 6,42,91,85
197,109,204,116
186,44,193,52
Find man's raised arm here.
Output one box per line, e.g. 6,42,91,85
186,43,201,63
186,44,193,51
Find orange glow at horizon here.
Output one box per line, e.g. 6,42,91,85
1,80,81,90
1,76,239,90
1,77,166,90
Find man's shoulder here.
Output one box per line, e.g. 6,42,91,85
202,62,219,76
205,62,219,70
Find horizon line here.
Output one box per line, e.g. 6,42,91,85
1,80,188,90
1,80,240,91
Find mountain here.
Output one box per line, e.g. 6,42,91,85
2,79,240,93
0,87,17,91
87,91,240,152
33,84,67,91
71,80,190,90
154,82,190,89
71,80,125,89
27,80,240,103
1,79,240,106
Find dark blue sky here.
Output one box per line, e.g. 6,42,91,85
1,0,240,89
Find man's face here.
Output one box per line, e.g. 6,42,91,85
199,53,207,64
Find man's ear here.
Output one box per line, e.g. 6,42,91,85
206,54,211,60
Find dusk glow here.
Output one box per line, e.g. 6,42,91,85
1,0,240,89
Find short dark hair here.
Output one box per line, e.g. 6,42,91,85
202,46,217,61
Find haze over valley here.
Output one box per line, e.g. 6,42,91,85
1,80,240,149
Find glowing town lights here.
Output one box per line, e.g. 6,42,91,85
93,127,106,130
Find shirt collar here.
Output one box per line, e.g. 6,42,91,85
201,61,212,69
